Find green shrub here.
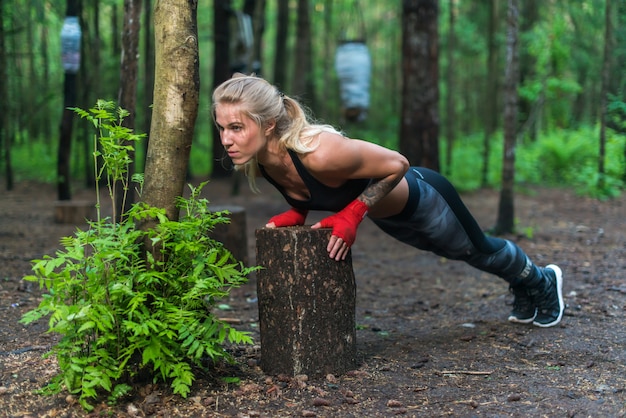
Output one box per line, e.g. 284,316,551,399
20,100,256,411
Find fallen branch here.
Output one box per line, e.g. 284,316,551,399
438,370,494,376
0,345,48,356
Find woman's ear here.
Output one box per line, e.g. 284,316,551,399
264,120,276,136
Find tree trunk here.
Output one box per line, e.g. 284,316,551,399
495,0,519,235
142,0,155,170
481,0,498,187
598,0,613,189
40,10,52,143
256,227,357,377
0,0,12,191
444,0,455,177
116,0,142,220
78,2,96,187
211,0,233,179
292,0,314,106
142,0,199,222
57,0,81,201
273,0,289,90
518,0,539,137
399,0,439,171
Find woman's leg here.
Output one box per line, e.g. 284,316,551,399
371,168,564,327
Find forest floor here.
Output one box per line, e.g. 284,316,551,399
1,177,625,417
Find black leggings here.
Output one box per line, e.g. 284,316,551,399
370,168,534,285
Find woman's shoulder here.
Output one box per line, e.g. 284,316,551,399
298,132,364,175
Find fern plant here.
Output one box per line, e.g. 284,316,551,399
21,100,256,411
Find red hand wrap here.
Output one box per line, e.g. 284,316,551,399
317,200,368,247
267,207,309,227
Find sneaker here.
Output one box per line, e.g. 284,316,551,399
531,264,564,328
508,286,537,324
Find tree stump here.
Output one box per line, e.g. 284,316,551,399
54,200,96,224
256,227,357,377
210,205,248,265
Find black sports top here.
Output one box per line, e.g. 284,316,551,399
258,150,371,212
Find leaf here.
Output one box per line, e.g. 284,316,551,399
77,321,96,334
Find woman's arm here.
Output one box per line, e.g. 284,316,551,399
307,132,410,260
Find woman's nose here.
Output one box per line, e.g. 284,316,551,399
220,131,232,146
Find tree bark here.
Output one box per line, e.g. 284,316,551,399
273,0,289,90
598,0,613,188
481,0,498,187
256,227,357,377
57,0,81,201
211,0,233,179
495,0,519,235
292,0,314,106
399,0,440,170
142,0,199,222
0,0,12,191
518,0,539,138
142,0,155,168
444,0,455,176
116,0,142,219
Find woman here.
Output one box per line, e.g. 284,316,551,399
212,74,564,328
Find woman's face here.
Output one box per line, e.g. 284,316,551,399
214,103,267,165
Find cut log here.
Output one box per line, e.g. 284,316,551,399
256,227,357,377
210,205,248,265
54,200,96,224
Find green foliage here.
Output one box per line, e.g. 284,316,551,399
20,101,257,411
70,100,146,222
445,126,625,199
608,94,626,133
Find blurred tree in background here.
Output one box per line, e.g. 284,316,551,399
0,0,623,198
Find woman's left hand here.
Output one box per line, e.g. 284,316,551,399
311,200,368,261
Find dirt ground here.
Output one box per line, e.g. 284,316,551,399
1,177,625,418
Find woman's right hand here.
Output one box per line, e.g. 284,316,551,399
266,207,309,228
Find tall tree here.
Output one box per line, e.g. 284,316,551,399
399,0,439,170
116,0,142,218
78,1,98,187
142,0,199,222
321,0,333,121
39,5,52,143
444,0,456,176
211,0,233,179
598,0,614,189
142,0,155,168
495,0,519,234
292,0,314,105
481,0,499,186
273,0,289,90
517,0,539,137
57,0,81,201
0,0,11,190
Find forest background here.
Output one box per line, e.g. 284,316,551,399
1,0,625,200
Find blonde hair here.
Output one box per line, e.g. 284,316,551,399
212,74,341,191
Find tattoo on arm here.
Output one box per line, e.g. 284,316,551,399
358,177,402,207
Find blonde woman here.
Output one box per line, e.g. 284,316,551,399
212,74,564,328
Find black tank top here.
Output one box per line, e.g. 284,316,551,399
258,150,371,212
